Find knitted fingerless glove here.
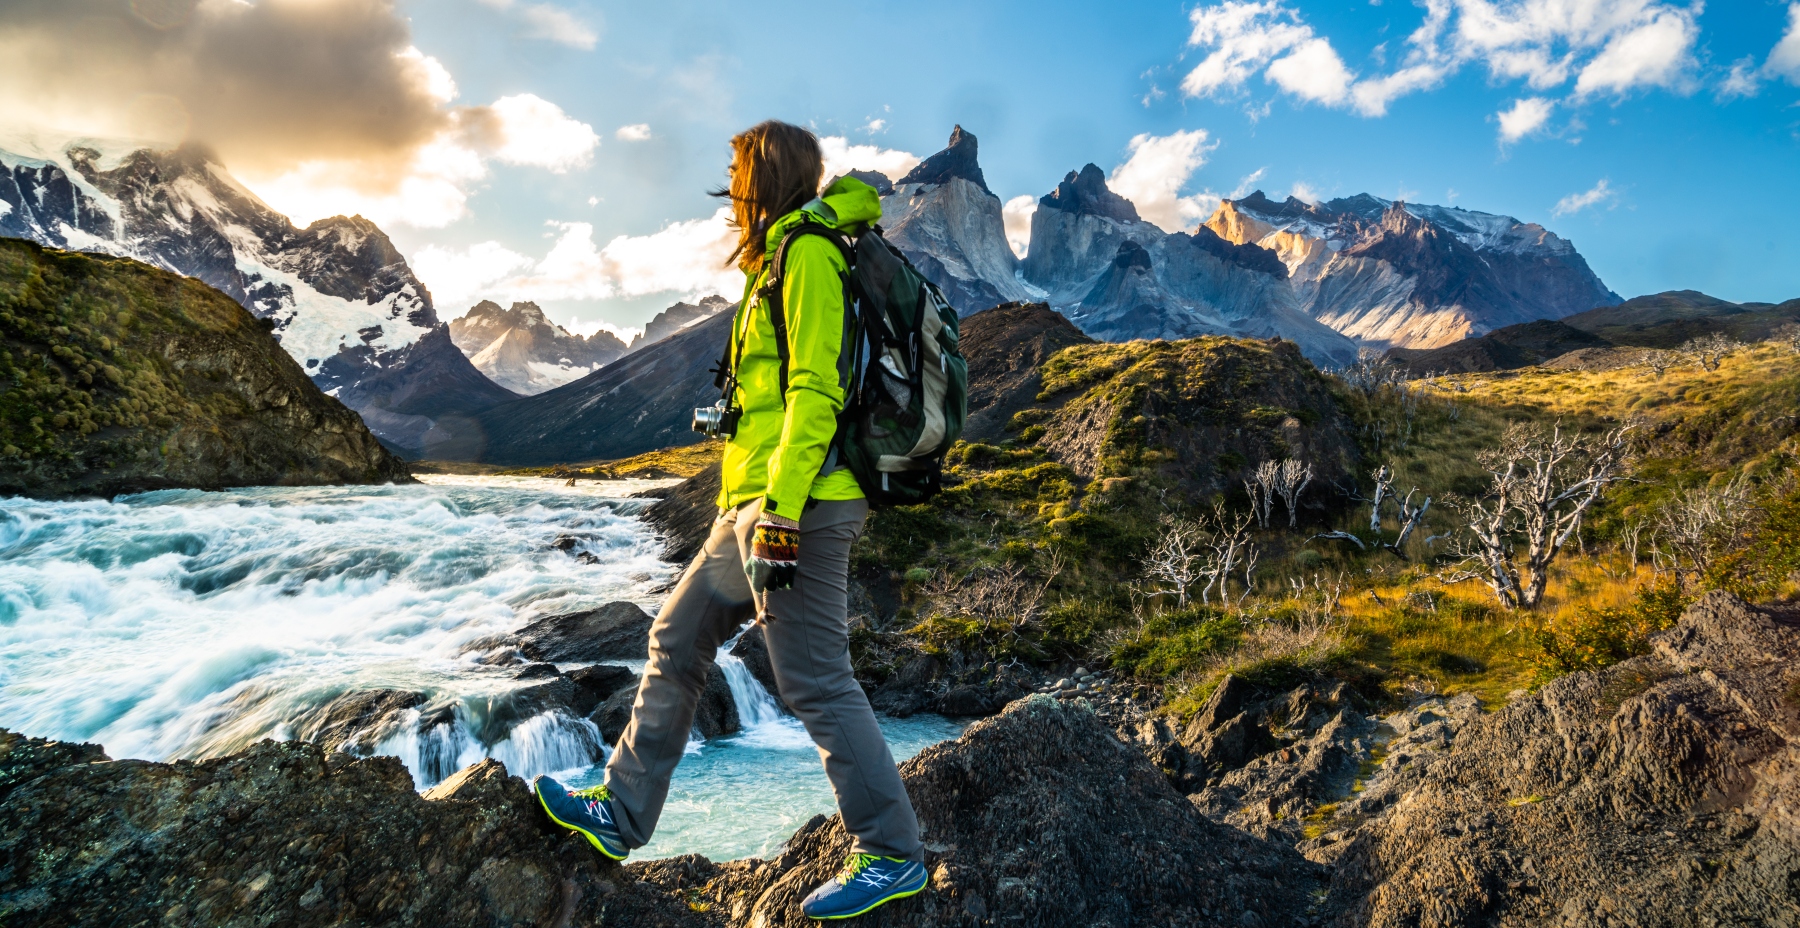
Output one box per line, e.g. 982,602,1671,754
745,520,800,592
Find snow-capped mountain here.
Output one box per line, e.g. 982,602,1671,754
1204,192,1620,349
449,300,627,396
0,143,515,457
1018,164,1357,366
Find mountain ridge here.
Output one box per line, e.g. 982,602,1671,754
0,142,517,459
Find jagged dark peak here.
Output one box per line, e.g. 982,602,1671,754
896,125,990,195
1322,193,1392,221
1111,238,1153,271
1039,163,1141,224
697,294,733,310
1233,190,1326,220
841,169,893,196
1172,225,1289,278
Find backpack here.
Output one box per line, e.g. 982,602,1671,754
757,222,968,508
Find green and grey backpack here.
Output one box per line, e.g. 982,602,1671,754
759,222,968,508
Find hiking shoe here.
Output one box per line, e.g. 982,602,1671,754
532,775,628,860
801,853,928,919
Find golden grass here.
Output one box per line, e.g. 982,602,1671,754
494,440,722,479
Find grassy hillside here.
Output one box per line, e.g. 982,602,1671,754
0,238,408,496
851,327,1800,717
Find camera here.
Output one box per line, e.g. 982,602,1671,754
692,400,741,438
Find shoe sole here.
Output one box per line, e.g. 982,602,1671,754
807,876,929,920
534,783,628,861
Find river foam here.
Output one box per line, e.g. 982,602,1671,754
0,481,672,770
0,479,965,860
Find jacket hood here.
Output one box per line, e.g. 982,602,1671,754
763,175,883,255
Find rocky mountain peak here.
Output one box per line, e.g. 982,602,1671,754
841,169,893,196
1038,164,1141,224
896,125,991,195
1234,190,1323,221
1111,238,1153,271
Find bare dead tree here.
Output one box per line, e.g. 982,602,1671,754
1640,350,1673,378
1143,503,1256,608
1389,486,1431,554
1144,515,1206,609
1774,323,1800,356
1678,333,1742,372
1247,460,1279,528
1621,518,1650,569
1275,458,1314,528
1440,422,1635,610
1654,475,1754,590
1366,464,1395,533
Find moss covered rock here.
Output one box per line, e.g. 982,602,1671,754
0,238,409,496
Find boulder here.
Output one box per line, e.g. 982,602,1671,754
568,664,638,706
694,666,741,740
293,688,426,754
586,665,738,743
1318,592,1800,927
0,737,702,927
669,696,1323,927
515,602,654,662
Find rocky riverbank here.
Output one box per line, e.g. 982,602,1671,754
5,593,1792,927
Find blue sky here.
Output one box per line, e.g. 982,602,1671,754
7,0,1795,333
382,0,1800,333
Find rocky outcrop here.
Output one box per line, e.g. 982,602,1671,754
449,300,628,396
513,602,656,663
0,239,411,497
0,731,703,927
1316,591,1800,927
1206,191,1621,350
0,143,517,458
675,696,1323,927
881,128,1037,317
639,462,724,563
957,301,1095,442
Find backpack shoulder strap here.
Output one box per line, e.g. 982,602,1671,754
758,222,854,402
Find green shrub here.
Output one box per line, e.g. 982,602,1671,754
1530,582,1687,679
1110,606,1243,679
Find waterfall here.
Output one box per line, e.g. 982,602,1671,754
716,626,813,749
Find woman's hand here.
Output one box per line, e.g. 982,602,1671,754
745,510,800,596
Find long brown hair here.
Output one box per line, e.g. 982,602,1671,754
712,121,823,273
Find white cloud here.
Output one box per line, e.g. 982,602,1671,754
615,123,652,142
863,118,888,133
1002,195,1036,258
1179,0,1702,120
475,0,599,50
485,94,599,171
1718,58,1760,99
817,136,920,184
1552,178,1616,217
1107,130,1221,233
412,240,536,311
411,208,746,308
1770,3,1800,84
1265,38,1356,105
1572,8,1699,98
1496,97,1554,142
1289,181,1323,204
1231,167,1268,198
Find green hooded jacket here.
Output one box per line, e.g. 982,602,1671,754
715,175,880,516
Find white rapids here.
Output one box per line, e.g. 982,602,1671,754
0,477,963,861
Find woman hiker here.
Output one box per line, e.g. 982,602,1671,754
530,120,927,921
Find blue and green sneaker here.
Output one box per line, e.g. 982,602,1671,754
800,853,928,919
532,775,628,861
